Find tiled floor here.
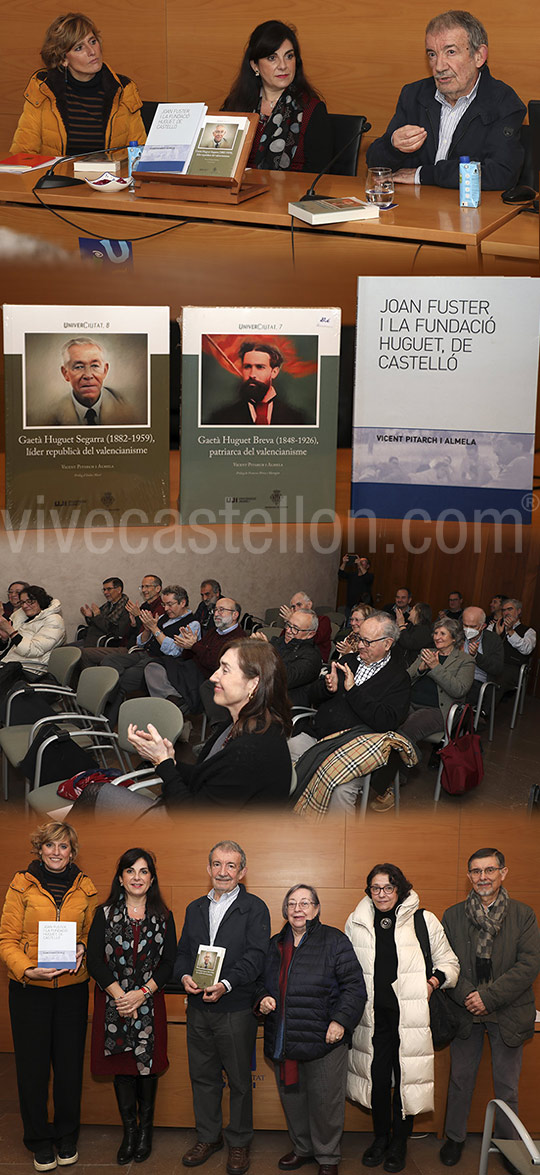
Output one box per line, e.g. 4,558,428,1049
3,691,539,814
0,1053,527,1175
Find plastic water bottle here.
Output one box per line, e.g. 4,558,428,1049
127,140,143,179
459,156,481,207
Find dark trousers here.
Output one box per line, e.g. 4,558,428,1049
445,1022,523,1142
276,1043,348,1164
371,1007,414,1140
9,980,89,1153
186,1003,257,1147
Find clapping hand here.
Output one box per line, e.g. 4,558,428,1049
127,722,174,765
279,604,293,623
139,609,159,634
174,628,197,650
336,661,355,691
420,647,439,670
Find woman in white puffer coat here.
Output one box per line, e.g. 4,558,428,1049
345,863,459,1174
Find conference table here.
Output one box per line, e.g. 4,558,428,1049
480,204,539,274
0,166,528,322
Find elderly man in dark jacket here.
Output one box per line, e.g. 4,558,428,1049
307,612,410,738
258,884,366,1175
175,841,270,1175
366,11,525,190
440,846,540,1168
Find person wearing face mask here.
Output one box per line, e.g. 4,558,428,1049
462,606,503,705
0,822,98,1173
372,618,474,811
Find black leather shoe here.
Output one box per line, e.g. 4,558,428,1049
363,1137,390,1167
440,1140,465,1166
278,1154,314,1170
384,1140,407,1173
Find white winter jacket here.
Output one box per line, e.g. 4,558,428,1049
345,889,459,1117
1,599,65,674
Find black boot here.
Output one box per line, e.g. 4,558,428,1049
134,1075,158,1163
114,1074,138,1165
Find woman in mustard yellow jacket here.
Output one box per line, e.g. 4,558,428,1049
10,13,146,156
0,821,98,1173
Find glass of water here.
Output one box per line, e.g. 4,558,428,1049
365,166,394,208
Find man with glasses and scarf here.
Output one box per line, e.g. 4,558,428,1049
440,848,540,1170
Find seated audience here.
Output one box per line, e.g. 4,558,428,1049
462,605,503,704
334,603,374,654
0,582,29,620
397,601,433,666
0,585,65,694
10,12,146,155
76,577,130,648
494,598,536,699
143,597,246,712
486,593,507,626
440,591,464,620
85,640,293,810
371,617,475,812
222,20,332,173
338,554,374,611
383,587,412,621
252,607,322,704
96,586,200,723
278,591,332,661
193,579,221,633
366,10,525,190
80,574,164,667
306,611,410,739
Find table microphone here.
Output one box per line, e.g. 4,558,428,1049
299,117,372,201
34,146,132,190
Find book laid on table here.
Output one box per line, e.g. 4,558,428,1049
288,195,380,225
0,152,60,172
73,153,122,176
192,944,226,988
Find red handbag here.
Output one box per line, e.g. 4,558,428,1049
438,704,484,795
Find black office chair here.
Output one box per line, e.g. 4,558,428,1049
328,113,369,176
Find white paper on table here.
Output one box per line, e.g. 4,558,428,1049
38,921,77,969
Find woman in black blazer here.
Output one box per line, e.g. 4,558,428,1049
127,639,293,807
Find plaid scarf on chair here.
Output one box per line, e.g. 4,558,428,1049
293,730,418,820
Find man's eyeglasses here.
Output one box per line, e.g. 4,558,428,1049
370,884,396,895
358,636,389,648
285,622,310,636
469,866,500,878
214,607,234,615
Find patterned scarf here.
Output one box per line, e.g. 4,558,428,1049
464,886,509,983
252,89,307,171
100,593,129,625
103,900,166,1074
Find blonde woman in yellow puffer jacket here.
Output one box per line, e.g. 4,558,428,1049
10,13,146,156
0,821,98,1173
